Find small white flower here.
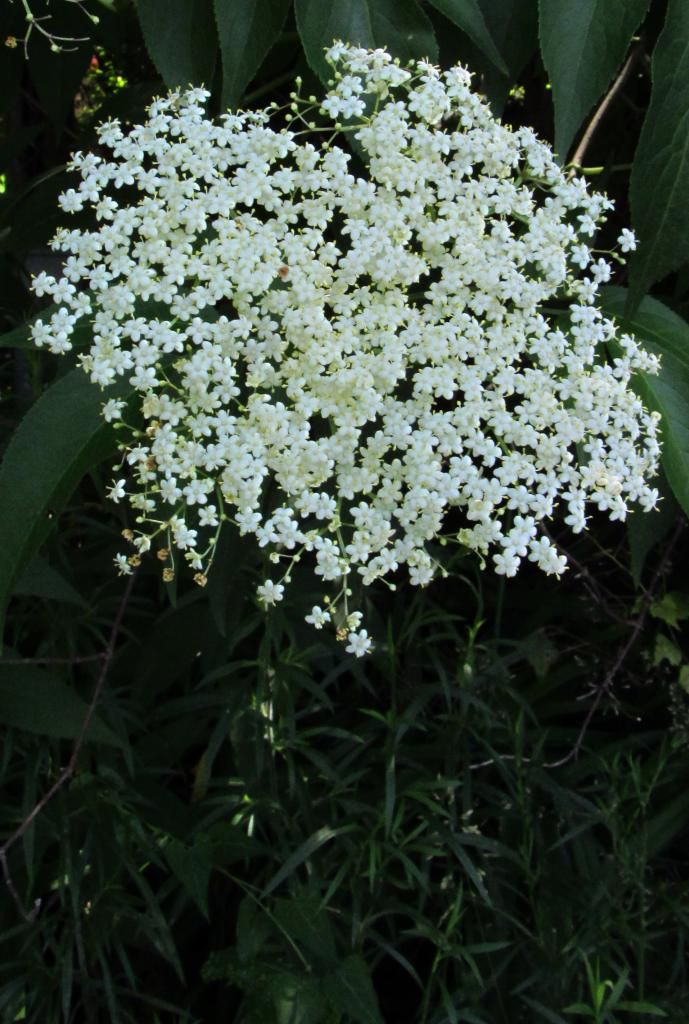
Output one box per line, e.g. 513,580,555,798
114,553,133,575
305,605,331,628
198,504,219,527
102,399,125,422
345,628,373,657
346,610,363,630
257,580,285,605
617,228,637,253
107,479,126,502
171,517,197,549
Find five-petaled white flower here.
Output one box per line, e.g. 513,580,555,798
257,580,285,606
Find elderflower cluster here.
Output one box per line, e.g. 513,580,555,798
30,44,660,655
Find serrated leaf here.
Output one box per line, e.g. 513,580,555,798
653,633,681,668
538,0,649,159
0,368,119,646
650,592,689,629
136,0,218,88
600,287,689,521
427,0,507,74
295,0,438,83
629,0,689,302
321,955,384,1024
214,0,291,109
0,665,121,745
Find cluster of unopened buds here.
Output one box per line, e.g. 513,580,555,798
31,43,660,656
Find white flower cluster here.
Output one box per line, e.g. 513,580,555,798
31,44,660,655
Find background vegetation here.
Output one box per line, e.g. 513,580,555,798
1,1,689,1021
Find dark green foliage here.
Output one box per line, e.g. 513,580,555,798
1,1,689,1021
601,288,689,518
0,368,118,641
629,0,689,303
295,0,438,80
538,0,650,160
2,513,688,1020
214,0,292,110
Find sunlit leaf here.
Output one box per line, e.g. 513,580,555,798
136,0,218,88
538,0,649,159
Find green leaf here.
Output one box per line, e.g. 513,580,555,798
653,633,682,668
478,0,537,76
629,0,689,301
136,0,218,88
426,0,507,74
262,825,352,897
207,520,253,637
236,896,275,963
639,789,689,859
538,0,649,159
14,556,86,607
0,665,121,744
447,833,492,905
616,1001,667,1016
295,0,438,83
600,287,689,520
164,836,212,917
519,996,567,1024
321,955,384,1024
679,664,689,694
0,304,70,350
214,0,291,109
0,320,47,351
475,0,538,112
272,892,338,967
0,368,118,645
384,752,395,837
627,470,678,586
650,592,689,629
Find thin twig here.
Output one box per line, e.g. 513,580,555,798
0,653,106,666
543,527,633,627
569,42,642,169
546,519,684,768
0,575,135,921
